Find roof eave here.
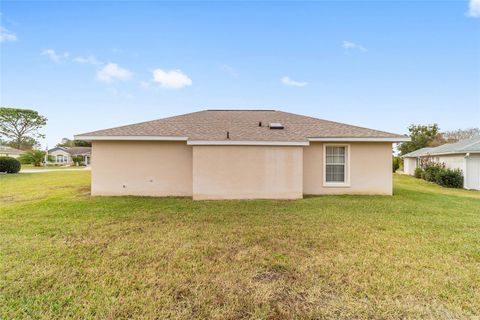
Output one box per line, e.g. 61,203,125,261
421,151,480,157
308,137,410,142
74,135,410,144
74,135,189,141
187,140,309,146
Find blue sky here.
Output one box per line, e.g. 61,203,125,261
1,1,479,148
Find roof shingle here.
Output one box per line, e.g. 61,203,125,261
76,110,406,142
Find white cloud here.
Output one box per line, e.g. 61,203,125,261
74,55,101,65
42,49,70,63
0,26,17,42
152,69,192,89
468,0,480,17
281,76,308,87
96,63,132,82
342,41,367,52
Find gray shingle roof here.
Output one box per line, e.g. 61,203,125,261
76,110,406,142
427,136,480,155
67,147,91,156
402,147,434,158
49,146,91,156
403,136,480,157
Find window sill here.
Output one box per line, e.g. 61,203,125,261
323,183,351,188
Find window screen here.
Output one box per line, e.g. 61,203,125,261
325,146,346,183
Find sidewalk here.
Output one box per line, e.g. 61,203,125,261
20,167,91,173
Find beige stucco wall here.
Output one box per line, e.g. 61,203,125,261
303,142,393,195
404,157,418,176
192,146,303,200
91,141,193,196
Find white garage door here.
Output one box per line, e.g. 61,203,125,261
466,155,480,190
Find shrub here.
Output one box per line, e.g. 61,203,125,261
0,156,21,173
72,155,84,165
422,162,445,182
414,167,423,179
392,156,401,173
435,168,464,188
19,149,46,166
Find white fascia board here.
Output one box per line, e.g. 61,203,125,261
424,151,476,157
308,137,411,142
187,140,310,146
74,135,189,141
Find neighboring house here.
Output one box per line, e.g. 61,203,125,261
75,110,409,200
403,147,433,176
48,147,92,165
402,136,480,190
0,146,24,158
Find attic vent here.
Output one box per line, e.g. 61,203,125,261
269,122,284,129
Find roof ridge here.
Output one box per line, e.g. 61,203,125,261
205,109,276,111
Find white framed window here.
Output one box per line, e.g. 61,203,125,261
56,154,67,163
323,144,350,187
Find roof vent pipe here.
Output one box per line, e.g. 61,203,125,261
259,121,262,127
227,131,230,139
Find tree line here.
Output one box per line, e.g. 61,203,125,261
0,107,90,150
398,124,479,156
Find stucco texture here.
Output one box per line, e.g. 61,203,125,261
90,141,394,198
192,146,303,200
91,141,193,196
303,142,393,195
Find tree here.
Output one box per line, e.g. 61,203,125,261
428,133,447,147
399,124,440,156
442,128,480,142
1,137,39,150
392,156,401,173
19,149,46,167
56,137,91,147
0,108,47,150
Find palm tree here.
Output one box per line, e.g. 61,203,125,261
19,150,46,167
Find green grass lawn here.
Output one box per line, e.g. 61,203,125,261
1,172,479,319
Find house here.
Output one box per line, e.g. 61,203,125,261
0,146,24,158
403,147,433,176
402,136,480,190
48,147,92,166
75,110,409,200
